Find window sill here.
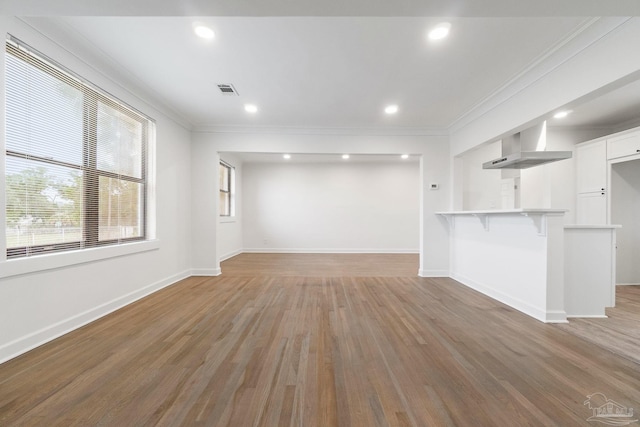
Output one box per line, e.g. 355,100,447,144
0,239,160,279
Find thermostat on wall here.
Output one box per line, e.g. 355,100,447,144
430,183,439,190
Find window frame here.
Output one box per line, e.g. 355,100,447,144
4,36,153,260
219,161,235,218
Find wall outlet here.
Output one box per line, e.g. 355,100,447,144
430,183,439,190
263,239,268,245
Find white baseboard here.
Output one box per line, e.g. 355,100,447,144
242,248,419,254
617,282,640,286
191,268,222,276
0,269,191,365
418,269,449,277
566,314,608,318
220,249,243,262
450,272,567,323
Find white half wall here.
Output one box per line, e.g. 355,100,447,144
191,131,451,277
242,161,419,252
0,17,193,363
448,212,567,323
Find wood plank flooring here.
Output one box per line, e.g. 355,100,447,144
1,254,639,426
220,253,420,277
557,285,640,365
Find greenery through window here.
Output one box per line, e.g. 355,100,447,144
219,161,234,217
5,37,153,258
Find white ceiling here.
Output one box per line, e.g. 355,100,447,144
22,16,592,130
4,0,640,17
8,2,640,133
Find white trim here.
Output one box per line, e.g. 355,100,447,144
566,314,608,318
191,268,222,276
242,248,420,254
450,273,568,323
0,240,161,279
0,269,191,365
220,249,242,262
192,125,448,137
418,269,449,277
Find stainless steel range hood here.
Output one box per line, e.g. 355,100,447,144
483,121,572,170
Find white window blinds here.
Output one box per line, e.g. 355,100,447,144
5,36,154,258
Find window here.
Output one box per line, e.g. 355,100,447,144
219,161,235,217
4,36,154,259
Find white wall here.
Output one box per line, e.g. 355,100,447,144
611,159,640,285
0,17,193,363
242,161,419,252
218,153,243,260
191,131,450,277
461,141,502,210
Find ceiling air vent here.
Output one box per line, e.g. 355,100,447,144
217,84,238,96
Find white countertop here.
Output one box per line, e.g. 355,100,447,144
565,224,621,229
436,209,568,215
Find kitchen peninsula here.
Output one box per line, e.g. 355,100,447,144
437,209,619,323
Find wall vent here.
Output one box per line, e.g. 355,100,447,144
217,84,238,96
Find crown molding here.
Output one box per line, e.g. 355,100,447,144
448,17,632,136
192,124,449,137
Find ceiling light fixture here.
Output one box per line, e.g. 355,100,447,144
401,154,409,159
244,104,258,113
283,154,291,160
553,110,572,119
342,154,350,160
385,105,399,114
428,22,451,41
193,23,215,40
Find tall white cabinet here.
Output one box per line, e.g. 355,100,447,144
576,126,640,286
576,138,607,224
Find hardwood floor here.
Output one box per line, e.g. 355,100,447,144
557,285,640,365
220,253,420,277
1,255,639,426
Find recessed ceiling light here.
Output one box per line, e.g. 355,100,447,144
428,22,451,41
193,24,215,40
283,154,291,160
401,154,409,159
244,104,258,113
385,105,399,114
553,110,572,119
342,154,350,160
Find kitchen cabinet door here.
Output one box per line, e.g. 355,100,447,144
576,139,607,193
577,192,607,224
607,131,640,160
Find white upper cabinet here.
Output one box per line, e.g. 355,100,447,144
576,139,607,193
607,131,640,160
